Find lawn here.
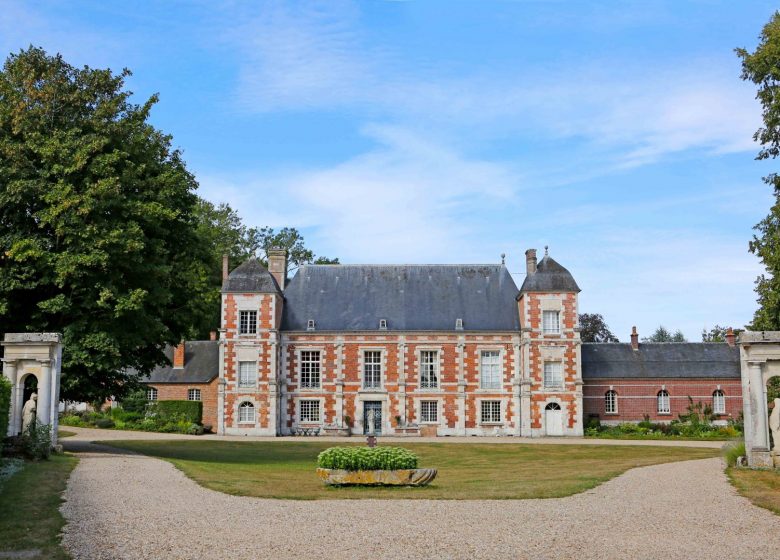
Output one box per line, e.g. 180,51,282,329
728,467,780,515
0,454,78,560
108,440,719,500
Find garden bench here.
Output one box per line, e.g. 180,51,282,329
294,427,320,436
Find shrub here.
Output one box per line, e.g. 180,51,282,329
121,389,149,414
21,422,51,460
95,418,115,429
0,377,10,439
150,400,202,424
723,441,747,467
317,446,419,471
59,414,84,427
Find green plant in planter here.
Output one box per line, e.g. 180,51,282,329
395,415,403,427
317,446,419,471
344,415,353,427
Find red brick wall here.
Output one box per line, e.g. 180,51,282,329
583,377,743,422
147,379,219,429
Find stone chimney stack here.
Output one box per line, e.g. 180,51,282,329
726,327,736,347
209,331,217,341
222,254,229,282
267,248,288,290
173,341,185,368
525,248,537,275
630,326,639,351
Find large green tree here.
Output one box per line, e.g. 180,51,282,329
0,47,211,403
642,326,687,343
578,313,619,342
738,12,780,329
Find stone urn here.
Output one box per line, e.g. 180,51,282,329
316,468,437,486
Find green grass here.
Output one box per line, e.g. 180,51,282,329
0,454,78,559
585,433,734,441
58,430,76,438
727,467,780,515
108,440,719,500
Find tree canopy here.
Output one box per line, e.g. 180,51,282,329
701,325,741,342
737,12,780,330
642,326,687,343
578,313,619,343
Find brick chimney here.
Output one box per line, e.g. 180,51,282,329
209,331,217,341
726,327,735,347
173,341,185,368
267,247,288,290
525,248,537,275
222,254,229,282
630,326,639,351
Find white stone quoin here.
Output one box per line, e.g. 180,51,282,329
2,333,63,445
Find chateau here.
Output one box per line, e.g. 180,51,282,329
143,248,743,436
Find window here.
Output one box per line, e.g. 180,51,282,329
300,400,321,423
379,318,387,330
713,390,726,414
420,350,439,389
188,388,201,401
238,401,255,423
657,390,670,414
146,387,158,401
307,319,316,331
239,310,257,335
420,400,438,423
542,310,560,334
481,400,501,423
480,350,501,389
300,351,321,389
363,351,382,389
543,361,563,389
605,390,617,414
238,361,255,388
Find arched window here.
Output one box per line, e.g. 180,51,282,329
605,390,618,414
657,390,670,414
238,401,256,423
146,387,158,401
713,390,725,414
545,402,561,411
188,388,201,401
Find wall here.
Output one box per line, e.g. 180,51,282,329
148,379,219,429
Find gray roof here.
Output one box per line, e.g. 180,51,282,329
140,341,219,384
581,343,740,379
281,264,520,331
221,258,281,294
520,255,580,293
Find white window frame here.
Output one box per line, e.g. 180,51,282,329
480,400,502,424
542,310,560,334
238,310,257,335
238,361,256,388
146,387,158,401
238,401,256,424
299,350,322,389
420,400,438,424
479,349,501,389
543,361,563,389
713,390,726,414
419,350,440,389
657,390,670,414
187,388,201,401
362,350,382,390
605,390,617,414
299,399,322,424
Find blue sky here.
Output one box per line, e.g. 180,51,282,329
3,0,777,341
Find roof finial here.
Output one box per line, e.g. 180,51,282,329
544,245,549,256
500,253,506,265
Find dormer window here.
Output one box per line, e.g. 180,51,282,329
307,319,316,331
455,318,463,330
379,318,387,330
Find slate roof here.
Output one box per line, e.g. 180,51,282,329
519,255,580,293
221,258,281,294
281,264,520,331
139,341,219,384
581,343,740,379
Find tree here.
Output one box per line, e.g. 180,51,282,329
578,313,619,342
737,13,780,330
251,226,339,274
701,325,742,342
643,326,687,343
0,47,212,403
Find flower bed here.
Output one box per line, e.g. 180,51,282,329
316,446,436,486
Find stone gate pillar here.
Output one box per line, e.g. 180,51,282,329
740,331,780,467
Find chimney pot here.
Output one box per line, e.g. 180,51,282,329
630,326,639,351
726,327,736,347
209,331,217,341
525,248,537,275
222,254,229,282
267,247,288,290
173,341,185,368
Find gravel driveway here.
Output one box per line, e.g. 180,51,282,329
60,442,779,560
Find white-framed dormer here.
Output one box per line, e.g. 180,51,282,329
295,347,324,391
358,347,385,391
476,346,505,392
415,346,443,391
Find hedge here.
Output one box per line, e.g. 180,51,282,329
0,377,10,439
150,400,202,424
317,446,419,471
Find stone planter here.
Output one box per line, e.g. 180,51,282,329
394,425,421,436
322,426,351,437
316,467,437,486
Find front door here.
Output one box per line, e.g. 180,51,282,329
545,402,563,436
363,401,382,435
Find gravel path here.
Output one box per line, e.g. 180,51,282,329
60,444,779,560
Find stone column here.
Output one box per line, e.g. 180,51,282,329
2,359,17,436
456,342,466,435
36,359,52,426
335,342,344,427
268,340,278,436
749,361,770,451
397,341,407,423
512,342,522,436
